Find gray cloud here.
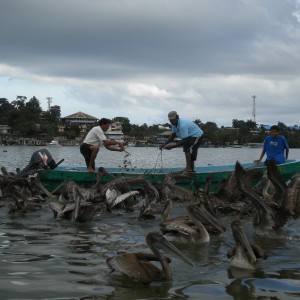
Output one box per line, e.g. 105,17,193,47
1,0,300,126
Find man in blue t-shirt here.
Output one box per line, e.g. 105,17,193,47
159,111,203,173
254,125,289,165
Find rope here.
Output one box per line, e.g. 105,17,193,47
152,150,164,173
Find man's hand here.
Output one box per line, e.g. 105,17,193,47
163,144,173,150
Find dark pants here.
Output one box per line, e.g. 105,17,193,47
80,143,95,169
182,137,201,161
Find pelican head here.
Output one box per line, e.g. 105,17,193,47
189,203,226,234
146,231,194,267
230,219,257,267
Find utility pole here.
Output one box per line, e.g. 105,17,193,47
252,95,256,123
46,97,52,111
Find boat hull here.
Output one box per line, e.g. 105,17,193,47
37,159,300,193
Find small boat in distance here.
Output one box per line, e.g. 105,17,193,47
46,140,62,146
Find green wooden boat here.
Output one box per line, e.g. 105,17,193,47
38,159,300,193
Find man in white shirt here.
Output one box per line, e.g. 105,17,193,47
80,118,125,173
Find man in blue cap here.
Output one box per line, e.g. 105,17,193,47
159,111,203,173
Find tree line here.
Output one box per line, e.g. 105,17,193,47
1,97,300,147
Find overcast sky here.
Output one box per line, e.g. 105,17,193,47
1,0,300,127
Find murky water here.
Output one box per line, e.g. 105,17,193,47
1,146,300,300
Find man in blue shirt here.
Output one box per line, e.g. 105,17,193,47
159,111,203,173
254,125,289,165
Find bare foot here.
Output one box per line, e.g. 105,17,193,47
88,168,96,173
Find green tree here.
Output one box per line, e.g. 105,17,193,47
49,105,61,122
200,121,218,145
0,98,13,124
232,119,257,144
113,116,132,135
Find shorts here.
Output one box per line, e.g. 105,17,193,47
80,143,94,169
182,137,201,161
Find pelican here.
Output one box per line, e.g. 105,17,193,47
71,184,99,222
160,201,225,244
214,167,261,203
201,176,248,216
106,231,193,284
286,173,300,215
160,173,199,202
49,184,99,222
8,187,43,214
265,160,287,206
234,161,290,235
227,219,267,270
100,172,159,212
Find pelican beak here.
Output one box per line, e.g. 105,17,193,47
233,223,257,264
146,232,194,266
73,186,83,221
191,204,226,233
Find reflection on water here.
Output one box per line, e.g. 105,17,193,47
0,147,300,299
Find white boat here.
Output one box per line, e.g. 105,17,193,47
46,140,62,146
127,142,136,147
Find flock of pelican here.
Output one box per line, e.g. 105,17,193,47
0,159,300,284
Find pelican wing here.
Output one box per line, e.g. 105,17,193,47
282,173,300,215
107,252,163,284
161,222,196,236
108,190,139,208
105,188,121,206
251,244,268,259
74,202,96,222
266,160,287,205
62,202,75,214
49,202,64,218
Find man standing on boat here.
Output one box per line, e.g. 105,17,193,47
80,118,125,173
254,125,289,165
159,111,203,173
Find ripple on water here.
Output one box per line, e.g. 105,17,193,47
1,147,300,299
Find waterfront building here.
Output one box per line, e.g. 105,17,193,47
60,111,98,136
106,121,124,143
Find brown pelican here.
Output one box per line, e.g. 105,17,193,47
49,184,100,222
136,182,167,220
71,184,98,222
260,160,300,218
234,161,290,235
227,219,267,270
201,176,248,216
99,172,159,212
214,167,262,203
105,188,140,209
160,173,199,202
160,201,225,244
106,231,193,284
265,160,287,206
286,173,300,215
8,187,43,214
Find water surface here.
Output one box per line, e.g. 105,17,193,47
0,146,300,299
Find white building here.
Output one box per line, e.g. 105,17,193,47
106,121,124,143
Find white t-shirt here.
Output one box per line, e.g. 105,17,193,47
83,126,107,147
